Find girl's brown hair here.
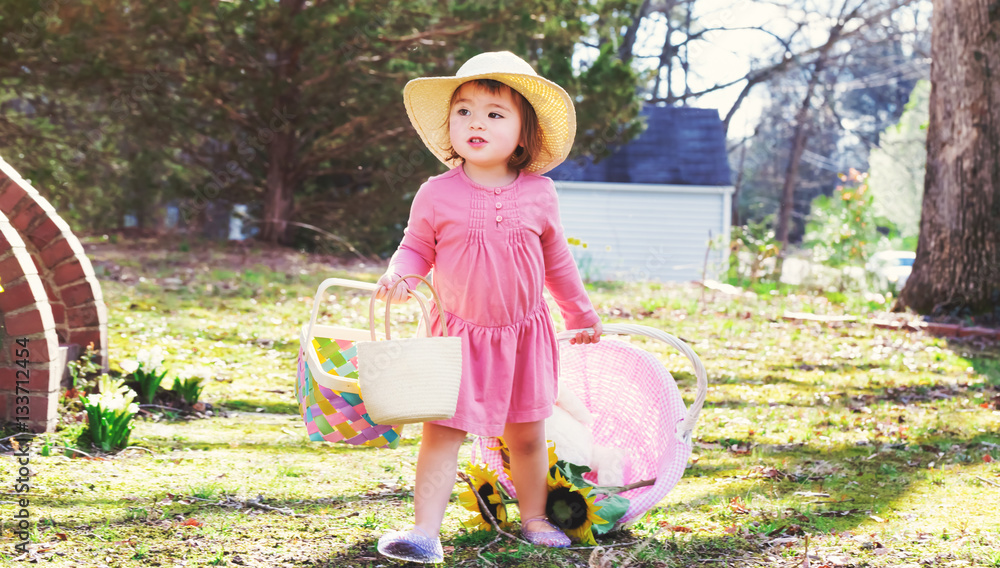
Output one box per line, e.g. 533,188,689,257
442,79,543,172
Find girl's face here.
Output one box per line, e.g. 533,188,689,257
448,82,523,173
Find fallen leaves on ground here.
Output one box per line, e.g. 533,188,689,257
730,496,751,514
657,522,694,532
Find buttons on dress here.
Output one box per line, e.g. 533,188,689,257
496,215,503,222
495,202,503,209
494,188,502,195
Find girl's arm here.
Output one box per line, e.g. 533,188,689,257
378,185,436,299
540,184,601,342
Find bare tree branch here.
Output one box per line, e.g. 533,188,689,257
619,0,652,62
651,0,919,134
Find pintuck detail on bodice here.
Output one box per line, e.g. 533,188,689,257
467,172,526,248
388,164,598,330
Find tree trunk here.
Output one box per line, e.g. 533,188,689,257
775,64,824,247
653,14,674,100
681,1,693,101
732,139,748,227
897,0,1000,315
259,0,304,245
618,0,651,63
260,128,296,244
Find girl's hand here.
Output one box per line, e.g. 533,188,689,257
570,321,602,345
375,272,411,303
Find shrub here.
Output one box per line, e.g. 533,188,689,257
803,168,889,268
726,217,780,285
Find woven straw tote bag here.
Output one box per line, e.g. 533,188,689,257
296,278,430,448
357,274,463,425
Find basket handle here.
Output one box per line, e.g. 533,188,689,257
368,273,450,341
557,323,708,446
306,277,430,342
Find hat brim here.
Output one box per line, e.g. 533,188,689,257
403,71,576,175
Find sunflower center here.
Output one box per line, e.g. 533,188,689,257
477,484,500,519
545,487,589,530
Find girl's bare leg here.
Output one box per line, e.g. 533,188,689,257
503,420,561,534
414,422,467,537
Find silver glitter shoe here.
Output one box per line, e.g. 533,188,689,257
377,526,444,563
521,516,571,548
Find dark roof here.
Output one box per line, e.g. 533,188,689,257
549,105,732,186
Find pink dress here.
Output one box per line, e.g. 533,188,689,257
387,164,600,437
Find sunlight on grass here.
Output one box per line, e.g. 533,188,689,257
15,240,999,567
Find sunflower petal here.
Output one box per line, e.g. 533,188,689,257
566,523,597,545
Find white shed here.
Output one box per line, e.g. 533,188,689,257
549,106,734,282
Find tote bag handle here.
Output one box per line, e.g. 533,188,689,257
368,273,451,340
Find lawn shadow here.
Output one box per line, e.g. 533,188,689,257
654,429,1000,539
697,365,999,409
303,539,383,567
965,347,1000,385
217,399,301,414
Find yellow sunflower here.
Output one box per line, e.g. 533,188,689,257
458,464,510,531
545,468,608,545
489,437,559,480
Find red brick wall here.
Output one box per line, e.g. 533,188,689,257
0,157,108,432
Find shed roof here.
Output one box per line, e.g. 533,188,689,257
549,105,732,186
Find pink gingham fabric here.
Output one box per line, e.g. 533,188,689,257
471,435,515,496
471,337,692,526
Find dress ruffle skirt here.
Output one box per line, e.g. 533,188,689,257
419,301,559,437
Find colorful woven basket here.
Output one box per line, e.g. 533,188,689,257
295,278,431,449
296,340,403,448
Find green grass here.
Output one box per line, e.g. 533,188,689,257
4,238,999,567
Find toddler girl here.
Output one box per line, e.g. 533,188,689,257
374,51,602,563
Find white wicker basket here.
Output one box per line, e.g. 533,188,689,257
357,274,463,425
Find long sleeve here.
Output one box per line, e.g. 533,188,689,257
387,184,436,288
539,184,600,330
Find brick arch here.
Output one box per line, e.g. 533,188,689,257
0,156,108,432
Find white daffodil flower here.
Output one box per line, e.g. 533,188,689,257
136,348,151,368
148,346,166,371
179,365,213,381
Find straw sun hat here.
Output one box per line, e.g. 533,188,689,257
403,51,576,175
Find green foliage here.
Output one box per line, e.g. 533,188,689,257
868,80,930,240
566,42,645,163
66,343,101,391
171,376,206,406
803,169,888,267
726,217,780,285
2,0,645,253
121,347,169,405
80,374,139,452
548,459,628,535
